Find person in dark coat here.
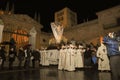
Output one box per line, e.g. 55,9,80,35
8,47,17,70
31,49,40,68
0,46,6,69
24,46,32,69
84,46,93,68
17,47,25,69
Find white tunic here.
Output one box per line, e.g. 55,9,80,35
58,49,66,70
75,48,84,68
40,50,49,66
96,44,110,71
64,48,75,71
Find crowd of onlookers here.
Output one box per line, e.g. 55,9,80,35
0,45,41,70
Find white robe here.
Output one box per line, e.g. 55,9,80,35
58,49,66,70
40,50,49,66
64,48,75,71
75,49,84,68
96,44,110,71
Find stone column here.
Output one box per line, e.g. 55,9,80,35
0,24,4,43
29,27,37,50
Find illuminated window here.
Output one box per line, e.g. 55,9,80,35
12,29,29,47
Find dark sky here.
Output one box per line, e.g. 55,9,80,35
0,0,120,32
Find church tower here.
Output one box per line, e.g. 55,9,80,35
54,7,77,28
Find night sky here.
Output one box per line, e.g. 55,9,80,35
0,0,120,32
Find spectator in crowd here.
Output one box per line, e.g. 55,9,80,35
103,32,120,80
84,45,92,68
17,47,25,69
31,49,40,68
24,45,32,69
8,47,17,70
0,46,6,69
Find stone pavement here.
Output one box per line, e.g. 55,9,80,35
0,65,112,80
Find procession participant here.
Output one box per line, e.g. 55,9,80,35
96,43,110,72
40,47,49,66
75,44,85,69
65,43,75,71
63,43,68,70
58,44,66,70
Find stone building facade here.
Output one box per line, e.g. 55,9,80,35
96,5,120,34
0,5,120,50
50,5,120,45
0,13,44,50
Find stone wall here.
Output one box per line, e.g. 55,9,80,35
63,19,101,44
